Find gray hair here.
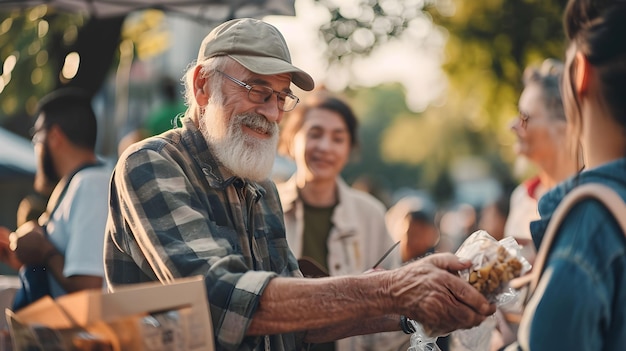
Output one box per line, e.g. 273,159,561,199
523,58,566,121
182,55,230,118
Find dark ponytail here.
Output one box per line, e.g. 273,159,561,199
564,1,626,128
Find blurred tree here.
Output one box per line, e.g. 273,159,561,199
343,83,424,195
313,0,568,128
0,8,85,130
428,0,569,142
0,7,127,137
314,0,568,203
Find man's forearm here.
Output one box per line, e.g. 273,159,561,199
246,254,496,339
303,314,401,343
247,272,393,335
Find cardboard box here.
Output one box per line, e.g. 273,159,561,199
6,276,214,351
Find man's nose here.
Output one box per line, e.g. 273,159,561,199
258,95,283,123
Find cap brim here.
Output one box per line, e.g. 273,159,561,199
229,54,315,91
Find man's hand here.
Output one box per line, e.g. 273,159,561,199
10,220,57,266
386,252,496,337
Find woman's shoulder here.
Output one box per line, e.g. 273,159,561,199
555,195,626,258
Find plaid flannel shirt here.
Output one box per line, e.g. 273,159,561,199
105,117,303,351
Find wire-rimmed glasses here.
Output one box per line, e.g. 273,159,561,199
215,70,300,112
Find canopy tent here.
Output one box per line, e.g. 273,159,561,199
0,0,296,21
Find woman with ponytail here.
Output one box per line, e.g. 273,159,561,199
512,1,626,350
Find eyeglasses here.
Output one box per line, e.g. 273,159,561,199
517,111,531,129
30,127,46,145
215,70,300,112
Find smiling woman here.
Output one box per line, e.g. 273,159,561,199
276,92,408,351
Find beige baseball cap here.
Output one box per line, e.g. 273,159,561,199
198,18,314,91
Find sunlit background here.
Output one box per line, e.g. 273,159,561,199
0,0,569,231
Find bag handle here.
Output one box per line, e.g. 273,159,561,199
511,183,626,296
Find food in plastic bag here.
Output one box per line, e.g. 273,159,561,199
467,245,521,295
455,230,530,303
407,230,531,351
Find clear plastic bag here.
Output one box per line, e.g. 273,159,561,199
407,230,531,351
407,320,441,351
455,230,531,304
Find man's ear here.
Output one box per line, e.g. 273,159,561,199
574,52,590,96
193,65,210,105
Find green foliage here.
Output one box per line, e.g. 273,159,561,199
0,8,168,136
431,0,569,135
0,8,84,126
342,84,425,196
315,0,569,203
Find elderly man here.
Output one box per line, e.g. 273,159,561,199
104,18,494,351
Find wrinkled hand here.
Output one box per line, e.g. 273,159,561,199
387,252,496,336
10,220,56,266
0,226,22,270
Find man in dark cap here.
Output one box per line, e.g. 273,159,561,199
104,18,494,351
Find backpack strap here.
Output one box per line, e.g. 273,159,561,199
523,183,626,295
38,161,103,226
506,184,626,351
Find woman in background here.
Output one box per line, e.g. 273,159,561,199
506,58,579,264
277,94,405,351
514,1,626,349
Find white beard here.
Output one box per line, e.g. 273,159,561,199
199,103,278,182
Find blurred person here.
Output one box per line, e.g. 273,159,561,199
385,196,439,263
477,195,510,242
507,2,626,350
144,76,186,136
495,59,578,349
506,58,579,263
15,193,48,228
385,197,450,351
117,77,186,157
436,203,478,253
0,193,49,275
277,93,405,350
104,18,495,351
0,88,111,310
